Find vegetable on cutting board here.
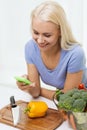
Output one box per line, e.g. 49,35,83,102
24,101,48,118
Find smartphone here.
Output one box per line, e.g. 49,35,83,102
14,76,32,85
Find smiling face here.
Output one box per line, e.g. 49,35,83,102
32,18,61,51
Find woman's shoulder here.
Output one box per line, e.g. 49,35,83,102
62,44,85,56
25,39,39,52
67,44,86,63
25,38,40,57
25,38,36,48
72,44,83,50
62,44,86,62
70,44,85,56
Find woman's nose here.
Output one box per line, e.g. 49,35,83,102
37,36,44,43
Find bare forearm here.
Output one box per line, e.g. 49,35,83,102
29,87,41,98
40,87,56,100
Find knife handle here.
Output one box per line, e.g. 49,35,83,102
10,96,17,107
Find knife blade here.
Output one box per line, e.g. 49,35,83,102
10,96,20,126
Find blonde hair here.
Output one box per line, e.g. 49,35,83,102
31,1,80,50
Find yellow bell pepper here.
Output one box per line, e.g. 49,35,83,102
24,101,48,118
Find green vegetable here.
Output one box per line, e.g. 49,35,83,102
15,76,32,85
55,89,64,101
57,88,87,112
72,99,86,112
72,92,81,99
58,97,75,110
81,92,87,102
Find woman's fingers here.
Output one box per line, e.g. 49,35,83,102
17,80,36,92
17,83,29,91
30,82,35,87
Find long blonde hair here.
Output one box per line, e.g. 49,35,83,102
31,1,80,50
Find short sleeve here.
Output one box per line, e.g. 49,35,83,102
24,39,35,64
67,46,86,73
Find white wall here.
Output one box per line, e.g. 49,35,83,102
0,0,86,86
83,0,87,57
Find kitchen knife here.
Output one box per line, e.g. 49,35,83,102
10,96,20,126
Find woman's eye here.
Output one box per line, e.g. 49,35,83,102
33,31,39,35
44,35,51,37
33,30,39,35
33,30,51,37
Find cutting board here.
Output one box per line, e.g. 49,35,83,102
0,100,63,130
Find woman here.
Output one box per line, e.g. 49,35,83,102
17,1,87,100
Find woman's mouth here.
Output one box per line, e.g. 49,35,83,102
38,43,49,48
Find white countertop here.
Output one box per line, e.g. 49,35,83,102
0,85,73,130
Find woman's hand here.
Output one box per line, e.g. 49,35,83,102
16,74,29,92
16,74,40,97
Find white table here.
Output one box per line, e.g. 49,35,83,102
0,85,73,130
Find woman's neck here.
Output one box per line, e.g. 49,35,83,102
41,44,61,57
40,44,61,70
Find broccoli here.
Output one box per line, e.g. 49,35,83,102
58,97,75,111
72,99,86,112
72,92,81,99
64,88,79,96
58,93,69,101
81,92,87,102
55,89,64,101
57,88,87,112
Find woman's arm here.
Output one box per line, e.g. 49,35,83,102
17,63,56,99
17,63,41,98
62,70,83,93
17,63,83,100
40,70,83,99
26,64,56,99
40,88,56,100
26,63,41,97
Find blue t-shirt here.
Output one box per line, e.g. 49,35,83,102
25,39,87,89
